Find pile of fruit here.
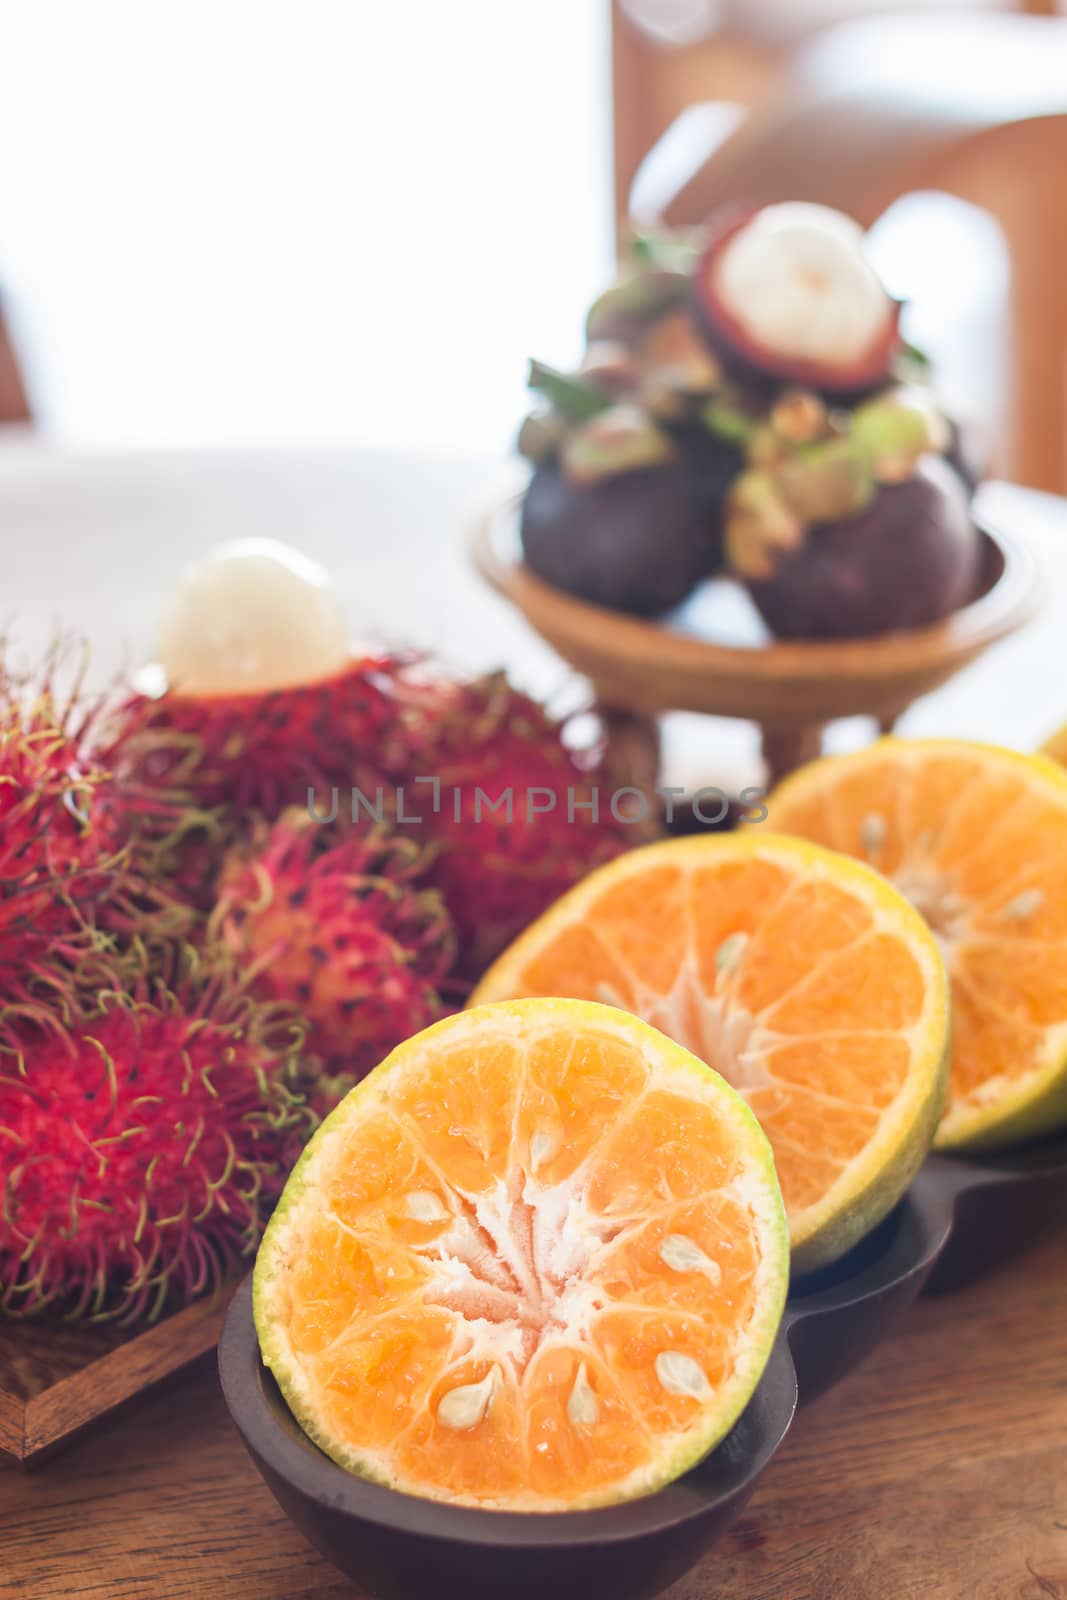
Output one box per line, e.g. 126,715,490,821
517,203,982,639
0,542,631,1323
5,519,1067,1521
257,734,1067,1513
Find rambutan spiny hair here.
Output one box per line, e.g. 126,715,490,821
212,809,457,1102
102,651,417,820
0,944,316,1323
389,671,635,979
98,652,422,913
0,640,193,999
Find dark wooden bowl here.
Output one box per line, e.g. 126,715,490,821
220,1276,796,1600
218,1133,1067,1600
470,483,1041,781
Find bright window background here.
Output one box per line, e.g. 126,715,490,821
0,1,1008,458
0,0,613,453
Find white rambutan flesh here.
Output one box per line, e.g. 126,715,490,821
157,537,350,696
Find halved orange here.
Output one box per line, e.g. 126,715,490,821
254,999,788,1511
473,835,949,1272
768,738,1067,1149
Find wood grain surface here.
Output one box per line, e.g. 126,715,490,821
1,1222,1063,1600
0,1286,237,1466
1,459,1065,1597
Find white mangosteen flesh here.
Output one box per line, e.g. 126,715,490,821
714,203,893,371
158,537,350,695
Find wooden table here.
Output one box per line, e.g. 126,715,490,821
1,446,1066,1599
3,1222,1064,1599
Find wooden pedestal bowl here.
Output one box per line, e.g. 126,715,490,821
470,485,1040,787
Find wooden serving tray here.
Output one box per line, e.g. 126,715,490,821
0,1281,238,1467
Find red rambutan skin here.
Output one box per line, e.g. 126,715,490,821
390,673,632,980
0,965,314,1322
103,654,413,821
212,811,457,1102
0,653,197,1000
99,653,420,915
0,706,121,969
0,651,169,999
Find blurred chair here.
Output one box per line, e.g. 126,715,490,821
0,295,31,425
617,9,1067,492
612,0,1055,230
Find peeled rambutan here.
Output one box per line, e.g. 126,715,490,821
390,672,634,979
100,541,416,909
0,948,314,1322
211,810,457,1102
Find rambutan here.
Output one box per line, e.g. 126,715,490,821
0,947,315,1322
100,654,415,914
0,645,188,998
211,810,457,1104
105,653,410,821
389,671,635,979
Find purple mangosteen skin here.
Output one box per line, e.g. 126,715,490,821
746,456,981,641
520,451,735,618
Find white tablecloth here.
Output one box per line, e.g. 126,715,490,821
1,440,1063,789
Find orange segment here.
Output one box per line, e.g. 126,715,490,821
584,1090,741,1218
592,1307,733,1437
521,1344,647,1500
394,1359,528,1505
392,1035,525,1193
760,930,929,1034
589,866,690,995
514,1028,649,1187
768,738,1067,1147
474,834,949,1271
311,1304,458,1450
520,922,637,1011
589,1193,761,1325
255,1000,788,1512
730,875,874,1015
283,1213,432,1358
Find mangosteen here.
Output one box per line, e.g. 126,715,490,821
742,455,982,641
692,203,902,401
945,416,986,498
520,400,731,617
672,418,745,542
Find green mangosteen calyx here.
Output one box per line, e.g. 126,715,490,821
560,404,679,487
775,440,874,525
725,442,873,579
723,385,952,579
701,394,758,446
624,227,706,276
517,409,568,464
850,387,951,484
770,389,830,444
578,341,642,393
527,360,614,423
724,470,806,581
585,266,691,344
